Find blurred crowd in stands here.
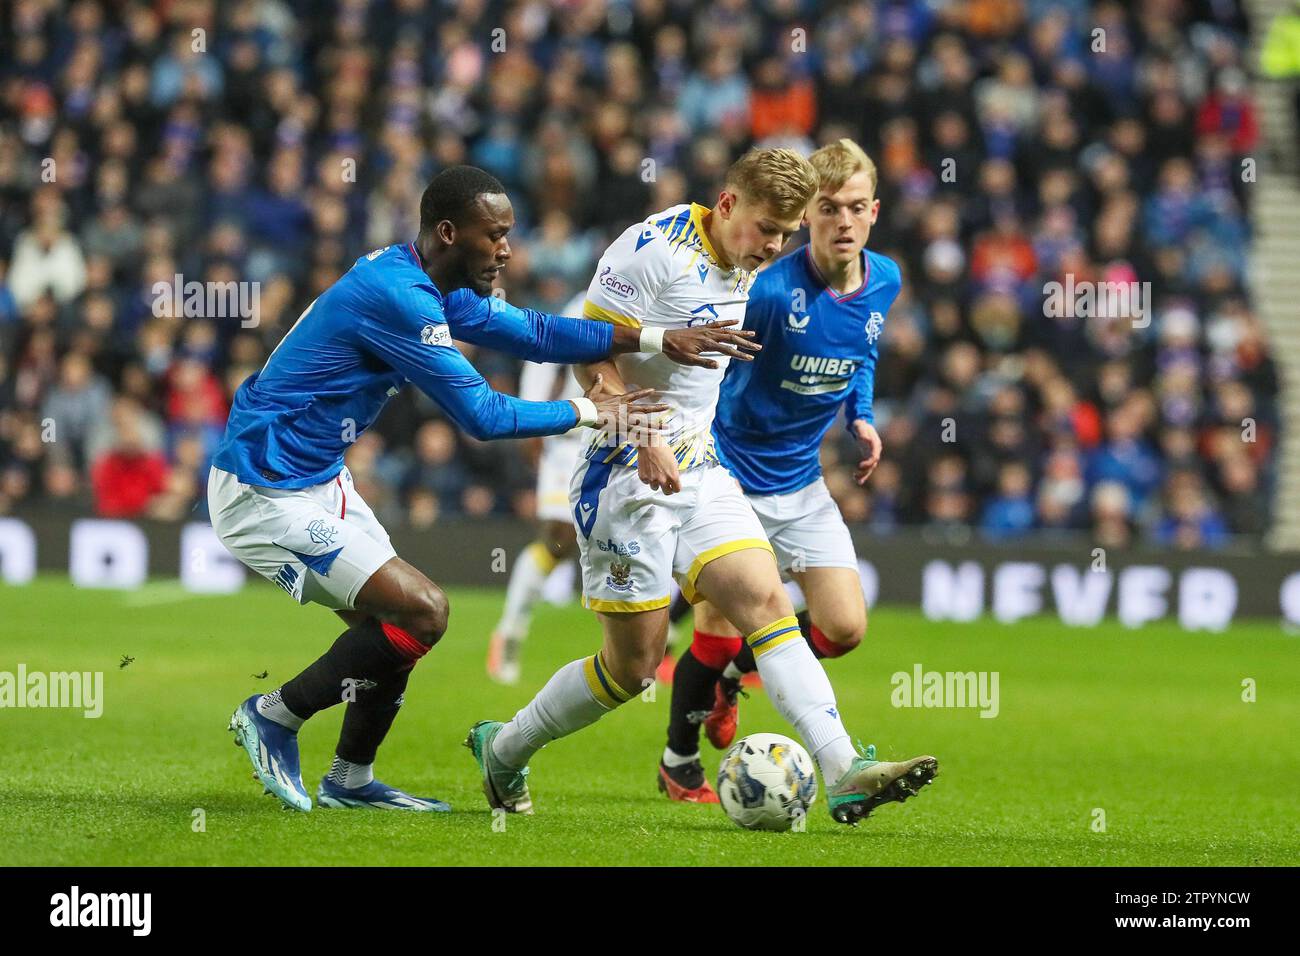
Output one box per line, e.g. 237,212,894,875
0,0,1281,549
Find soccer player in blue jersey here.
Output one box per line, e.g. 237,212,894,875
655,140,938,811
211,165,757,813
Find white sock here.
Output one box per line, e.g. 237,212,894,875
492,654,631,769
326,755,374,789
746,616,856,783
496,542,559,640
662,747,698,767
722,661,744,681
257,689,303,731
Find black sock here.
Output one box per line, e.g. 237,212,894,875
280,618,409,722
666,648,720,757
336,664,412,766
668,590,693,626
732,641,756,675
797,609,826,659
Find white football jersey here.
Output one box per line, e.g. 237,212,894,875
582,203,756,468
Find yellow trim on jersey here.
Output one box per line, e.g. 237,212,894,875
689,202,731,270
582,594,672,614
679,537,774,605
581,652,633,708
583,300,641,329
746,615,803,658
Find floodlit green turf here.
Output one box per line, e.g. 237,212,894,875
2,577,1297,866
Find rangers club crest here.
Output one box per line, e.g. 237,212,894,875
307,519,340,547
865,312,885,344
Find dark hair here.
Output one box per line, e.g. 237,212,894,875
419,165,506,234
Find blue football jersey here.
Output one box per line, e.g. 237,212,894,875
213,242,612,488
714,245,901,496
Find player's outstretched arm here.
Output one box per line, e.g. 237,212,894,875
575,358,682,494
358,306,665,442
443,289,759,369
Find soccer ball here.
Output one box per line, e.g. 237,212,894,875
717,733,818,831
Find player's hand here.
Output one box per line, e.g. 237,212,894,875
585,373,670,445
637,440,681,495
662,320,761,369
850,419,882,485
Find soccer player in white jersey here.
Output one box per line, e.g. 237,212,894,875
466,148,937,824
485,292,588,685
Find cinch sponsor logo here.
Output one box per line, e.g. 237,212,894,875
49,886,151,936
789,355,858,376
598,266,639,302
0,665,103,718
594,537,640,556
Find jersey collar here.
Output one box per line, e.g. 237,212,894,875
407,241,444,300
690,203,736,273
803,244,869,302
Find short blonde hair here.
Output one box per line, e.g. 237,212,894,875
809,138,878,198
724,147,820,218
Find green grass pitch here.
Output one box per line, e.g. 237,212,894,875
2,577,1297,866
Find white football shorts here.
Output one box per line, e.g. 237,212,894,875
570,457,772,613
207,465,397,610
744,477,859,574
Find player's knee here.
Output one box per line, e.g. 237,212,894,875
813,612,864,656
839,605,868,646
827,624,863,653
605,646,660,696
405,583,449,646
757,586,793,626
723,576,790,625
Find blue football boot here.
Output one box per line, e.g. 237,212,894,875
316,776,451,812
228,694,312,812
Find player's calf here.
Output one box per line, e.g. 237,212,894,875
472,609,666,812
661,629,742,790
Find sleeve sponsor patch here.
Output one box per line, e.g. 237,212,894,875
597,266,639,303
420,323,452,346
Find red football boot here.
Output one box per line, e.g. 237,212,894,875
703,675,746,750
654,652,676,688
657,759,719,803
